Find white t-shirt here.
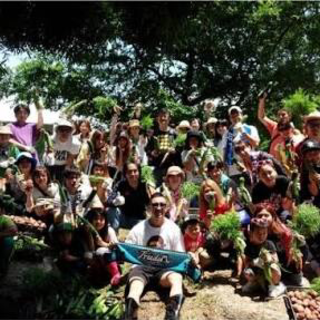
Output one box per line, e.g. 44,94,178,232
32,182,59,203
126,218,185,252
51,136,81,166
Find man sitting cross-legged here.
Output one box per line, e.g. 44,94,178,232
124,192,185,320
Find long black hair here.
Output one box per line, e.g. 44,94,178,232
86,208,109,240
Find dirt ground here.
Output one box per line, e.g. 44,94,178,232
0,260,289,320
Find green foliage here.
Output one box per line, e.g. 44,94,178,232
181,181,200,201
21,268,124,319
1,2,320,125
92,96,118,120
211,210,246,254
152,89,197,123
141,165,155,186
292,204,320,239
311,277,320,295
282,89,319,129
140,114,154,131
173,134,187,148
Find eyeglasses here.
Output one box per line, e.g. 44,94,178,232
152,202,166,208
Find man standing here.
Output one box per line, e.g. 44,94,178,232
145,109,179,186
222,106,260,182
124,192,185,320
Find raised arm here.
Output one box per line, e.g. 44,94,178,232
257,93,277,135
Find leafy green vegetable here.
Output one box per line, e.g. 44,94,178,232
173,134,186,148
311,277,320,295
140,114,154,131
292,203,320,238
181,181,200,201
211,210,246,254
141,165,155,186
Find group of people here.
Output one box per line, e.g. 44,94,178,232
1,92,320,320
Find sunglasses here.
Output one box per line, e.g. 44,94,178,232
152,202,166,208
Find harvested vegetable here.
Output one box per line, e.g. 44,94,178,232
141,165,156,186
211,210,246,255
292,204,320,239
181,181,200,201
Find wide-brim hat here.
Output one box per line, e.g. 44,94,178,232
165,166,185,179
228,106,242,115
0,125,12,136
55,118,74,132
128,119,140,128
177,120,191,130
205,117,218,127
304,111,320,123
15,152,37,169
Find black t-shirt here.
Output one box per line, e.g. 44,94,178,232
252,176,290,215
244,238,276,261
116,180,150,219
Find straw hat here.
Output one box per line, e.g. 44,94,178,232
165,166,185,179
128,119,140,128
228,106,242,115
0,125,12,136
304,111,320,123
177,120,191,130
205,117,218,127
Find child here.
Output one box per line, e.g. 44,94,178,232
54,222,89,275
242,218,286,298
182,215,209,270
160,166,188,223
86,207,121,286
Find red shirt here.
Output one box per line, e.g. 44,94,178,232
184,231,205,252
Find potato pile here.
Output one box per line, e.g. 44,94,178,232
6,215,47,233
288,290,320,320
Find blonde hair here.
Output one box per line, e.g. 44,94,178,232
199,179,225,217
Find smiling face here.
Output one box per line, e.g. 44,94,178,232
92,213,106,232
167,174,182,191
34,171,49,188
255,209,273,227
157,112,170,130
185,222,201,239
126,163,139,186
79,122,90,136
149,195,167,227
250,226,268,245
57,126,72,142
259,164,277,188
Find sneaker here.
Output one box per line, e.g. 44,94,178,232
164,295,184,320
241,281,261,294
268,282,286,299
125,298,139,320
